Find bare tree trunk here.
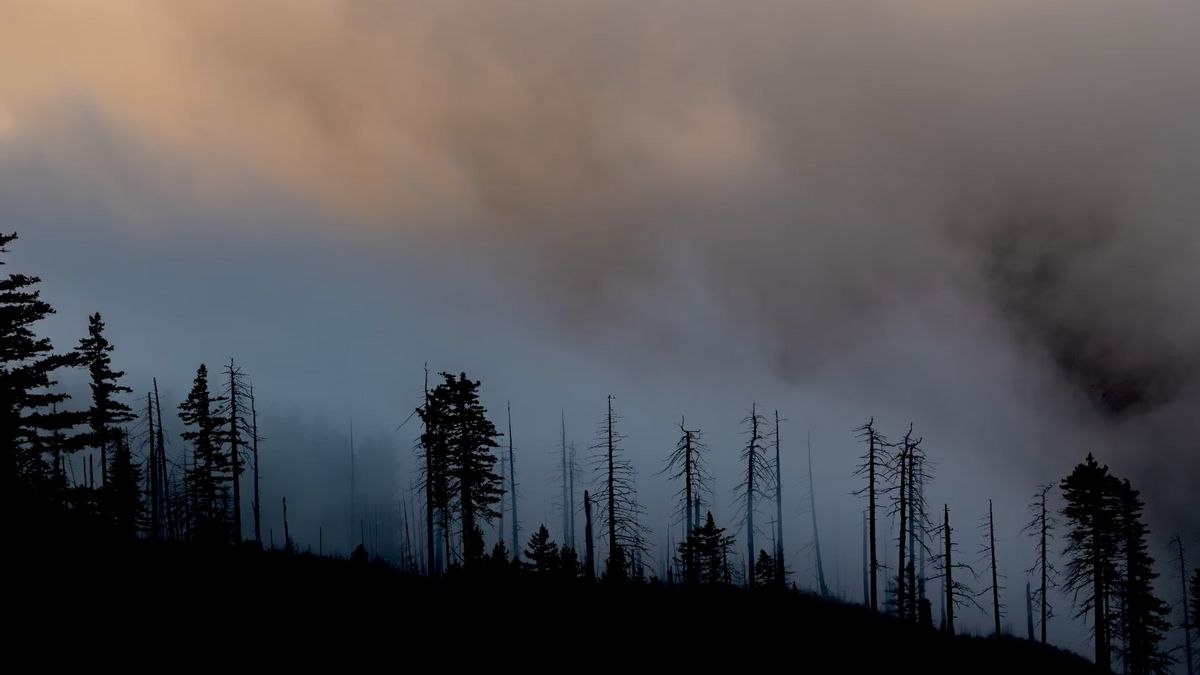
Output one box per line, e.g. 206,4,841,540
868,428,878,611
1027,581,1035,641
1173,535,1194,675
568,445,576,551
584,489,595,581
774,410,784,588
989,499,1001,637
147,392,160,539
897,439,908,619
251,384,261,547
228,360,242,543
863,510,870,607
745,402,759,588
154,379,171,541
606,395,617,562
561,410,569,545
808,432,830,596
944,505,954,636
508,402,518,560
350,420,355,553
282,496,290,552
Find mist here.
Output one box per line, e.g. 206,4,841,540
3,0,1199,657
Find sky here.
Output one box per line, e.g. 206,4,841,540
2,0,1198,655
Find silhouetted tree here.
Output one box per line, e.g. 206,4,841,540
1191,568,1200,667
1171,535,1194,675
661,416,710,584
1061,454,1121,671
218,359,251,542
736,403,770,588
1113,478,1172,675
179,364,229,542
772,410,786,588
806,431,830,597
583,489,595,581
105,429,143,538
1024,484,1057,645
249,382,263,547
934,504,981,636
416,366,450,575
590,395,646,583
677,512,735,586
0,233,80,514
981,499,1004,637
76,313,135,492
754,549,777,588
507,401,518,560
890,424,922,619
854,417,889,611
523,524,560,576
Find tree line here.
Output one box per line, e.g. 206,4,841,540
3,231,1196,673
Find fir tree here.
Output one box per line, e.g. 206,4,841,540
1061,454,1121,671
523,524,561,576
1113,479,1173,675
754,549,777,588
104,429,143,538
179,364,229,543
75,313,135,490
677,512,735,586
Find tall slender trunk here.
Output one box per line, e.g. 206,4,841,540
606,395,616,561
228,361,241,542
1093,507,1109,671
683,422,695,581
350,420,355,552
282,496,289,552
147,392,160,539
773,410,784,588
584,489,595,581
561,410,569,545
808,432,829,596
508,402,518,559
1026,581,1035,641
568,445,576,550
907,449,918,622
868,429,879,611
154,380,171,541
989,499,1001,637
1040,488,1049,644
745,403,758,588
1172,536,1194,675
251,384,261,547
944,505,954,636
897,443,908,619
862,510,870,607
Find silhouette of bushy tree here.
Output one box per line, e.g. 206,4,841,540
104,429,143,538
179,364,229,543
523,524,560,576
75,313,135,492
1113,478,1172,675
678,512,735,586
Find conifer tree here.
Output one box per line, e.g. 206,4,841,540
677,512,734,586
661,416,710,583
523,524,560,576
590,395,645,583
179,364,229,542
1024,484,1057,645
0,233,80,516
75,313,135,490
737,403,770,588
1061,454,1121,671
416,367,451,575
754,549,777,588
1113,478,1173,675
105,429,143,538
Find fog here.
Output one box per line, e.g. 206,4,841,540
3,0,1198,655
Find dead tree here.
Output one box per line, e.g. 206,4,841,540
560,410,569,546
935,504,982,636
589,395,646,581
981,499,1004,637
249,382,263,547
772,410,785,588
1026,581,1035,640
889,424,921,619
153,379,173,541
508,402,519,560
659,416,711,583
220,359,251,542
584,489,595,580
736,403,771,588
854,418,890,611
1172,534,1194,675
1023,484,1056,645
807,431,831,596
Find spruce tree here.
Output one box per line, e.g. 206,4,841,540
754,549,777,588
75,313,135,491
104,429,143,538
179,364,229,542
677,512,734,586
0,233,79,516
1114,478,1173,675
1061,454,1121,671
523,524,560,576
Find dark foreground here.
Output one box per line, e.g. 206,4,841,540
13,540,1097,672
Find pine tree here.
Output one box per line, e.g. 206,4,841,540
1113,479,1173,675
523,524,561,576
104,429,143,538
754,549,777,588
75,313,135,491
1061,454,1121,672
179,365,229,543
677,512,734,586
416,367,451,575
218,359,251,543
0,233,80,519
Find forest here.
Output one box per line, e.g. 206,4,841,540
5,229,1197,673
